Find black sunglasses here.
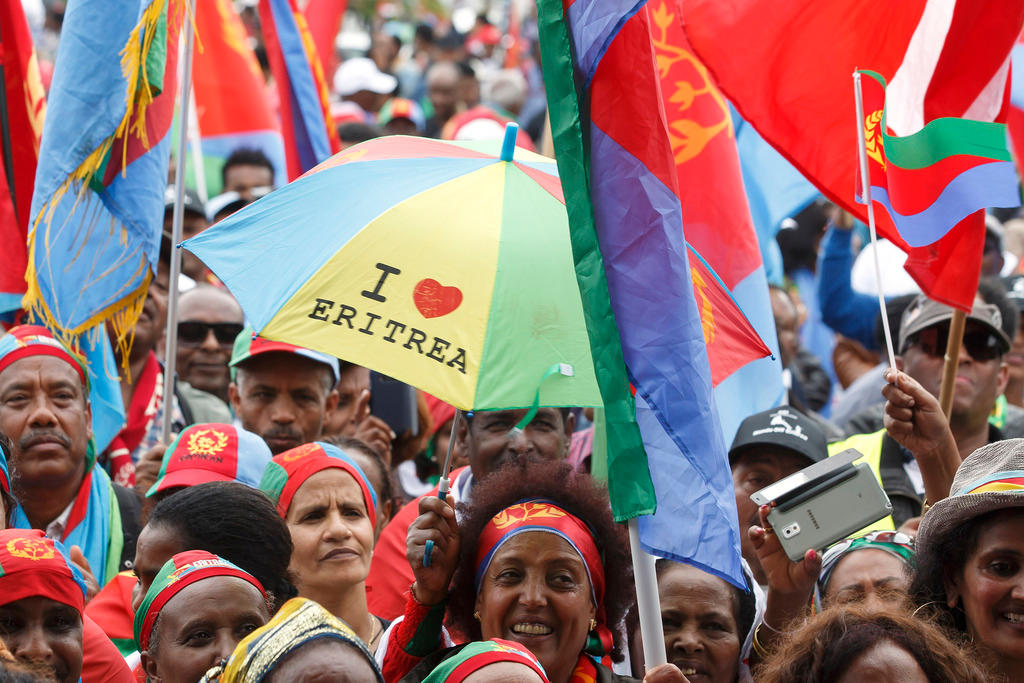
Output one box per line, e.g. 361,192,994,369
906,324,1003,362
177,321,244,347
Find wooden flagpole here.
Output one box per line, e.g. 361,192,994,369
938,310,966,418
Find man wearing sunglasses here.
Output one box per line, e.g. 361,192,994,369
175,286,245,404
829,293,1013,531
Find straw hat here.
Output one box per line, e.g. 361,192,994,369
916,438,1024,551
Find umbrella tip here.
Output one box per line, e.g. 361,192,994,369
500,122,519,162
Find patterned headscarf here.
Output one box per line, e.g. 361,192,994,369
199,597,383,683
134,551,267,652
259,442,377,520
475,499,612,655
812,530,915,611
422,639,550,682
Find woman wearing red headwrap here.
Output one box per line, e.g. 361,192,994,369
378,460,687,683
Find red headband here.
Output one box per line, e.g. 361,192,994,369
135,550,266,651
265,442,377,521
475,500,607,639
0,325,86,386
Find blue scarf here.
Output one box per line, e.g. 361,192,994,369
12,457,122,586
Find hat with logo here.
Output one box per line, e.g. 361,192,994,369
898,294,1011,354
230,327,340,385
0,529,87,613
333,57,397,97
728,407,827,466
147,424,274,497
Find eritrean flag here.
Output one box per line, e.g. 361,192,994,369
25,0,180,349
538,0,744,586
857,70,1020,250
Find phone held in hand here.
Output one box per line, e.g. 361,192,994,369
370,371,419,437
750,448,893,563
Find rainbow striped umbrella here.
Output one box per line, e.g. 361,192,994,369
183,126,600,411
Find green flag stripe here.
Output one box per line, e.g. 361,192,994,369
536,0,656,521
859,69,1012,169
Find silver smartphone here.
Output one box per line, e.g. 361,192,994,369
750,448,893,562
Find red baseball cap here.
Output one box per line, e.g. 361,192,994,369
147,424,274,497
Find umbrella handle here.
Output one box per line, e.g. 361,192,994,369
422,478,451,567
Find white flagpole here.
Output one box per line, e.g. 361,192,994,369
628,518,666,669
852,71,897,372
161,4,196,444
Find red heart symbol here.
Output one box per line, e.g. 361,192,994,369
413,279,463,318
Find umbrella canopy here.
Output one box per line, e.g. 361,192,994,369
183,128,600,411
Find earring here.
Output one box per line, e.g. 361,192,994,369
474,611,481,621
589,618,596,632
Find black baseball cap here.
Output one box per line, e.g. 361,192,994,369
729,407,827,466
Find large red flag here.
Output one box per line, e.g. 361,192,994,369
0,1,46,312
682,0,1024,311
303,0,347,83
648,0,779,437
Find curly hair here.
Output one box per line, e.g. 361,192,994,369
447,460,631,661
910,508,1022,635
147,482,298,611
755,605,990,682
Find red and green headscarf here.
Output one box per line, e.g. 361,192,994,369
259,442,377,520
133,550,266,652
423,639,550,682
475,499,612,656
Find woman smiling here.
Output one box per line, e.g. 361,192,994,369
380,460,685,683
259,441,387,651
911,439,1024,681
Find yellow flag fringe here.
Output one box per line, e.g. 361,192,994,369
22,0,175,376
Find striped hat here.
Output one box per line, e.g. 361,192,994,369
917,438,1024,552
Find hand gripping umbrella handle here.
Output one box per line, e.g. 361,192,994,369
422,478,450,568
423,411,460,568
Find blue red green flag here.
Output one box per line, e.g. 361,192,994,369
857,69,1020,250
537,0,744,586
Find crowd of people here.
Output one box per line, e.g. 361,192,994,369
6,1,1024,682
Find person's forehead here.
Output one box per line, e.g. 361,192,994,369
178,289,243,322
337,365,369,389
225,163,272,179
0,355,84,392
659,562,734,605
240,353,329,384
490,531,583,564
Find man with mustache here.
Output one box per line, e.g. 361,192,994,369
0,326,140,587
228,329,340,455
